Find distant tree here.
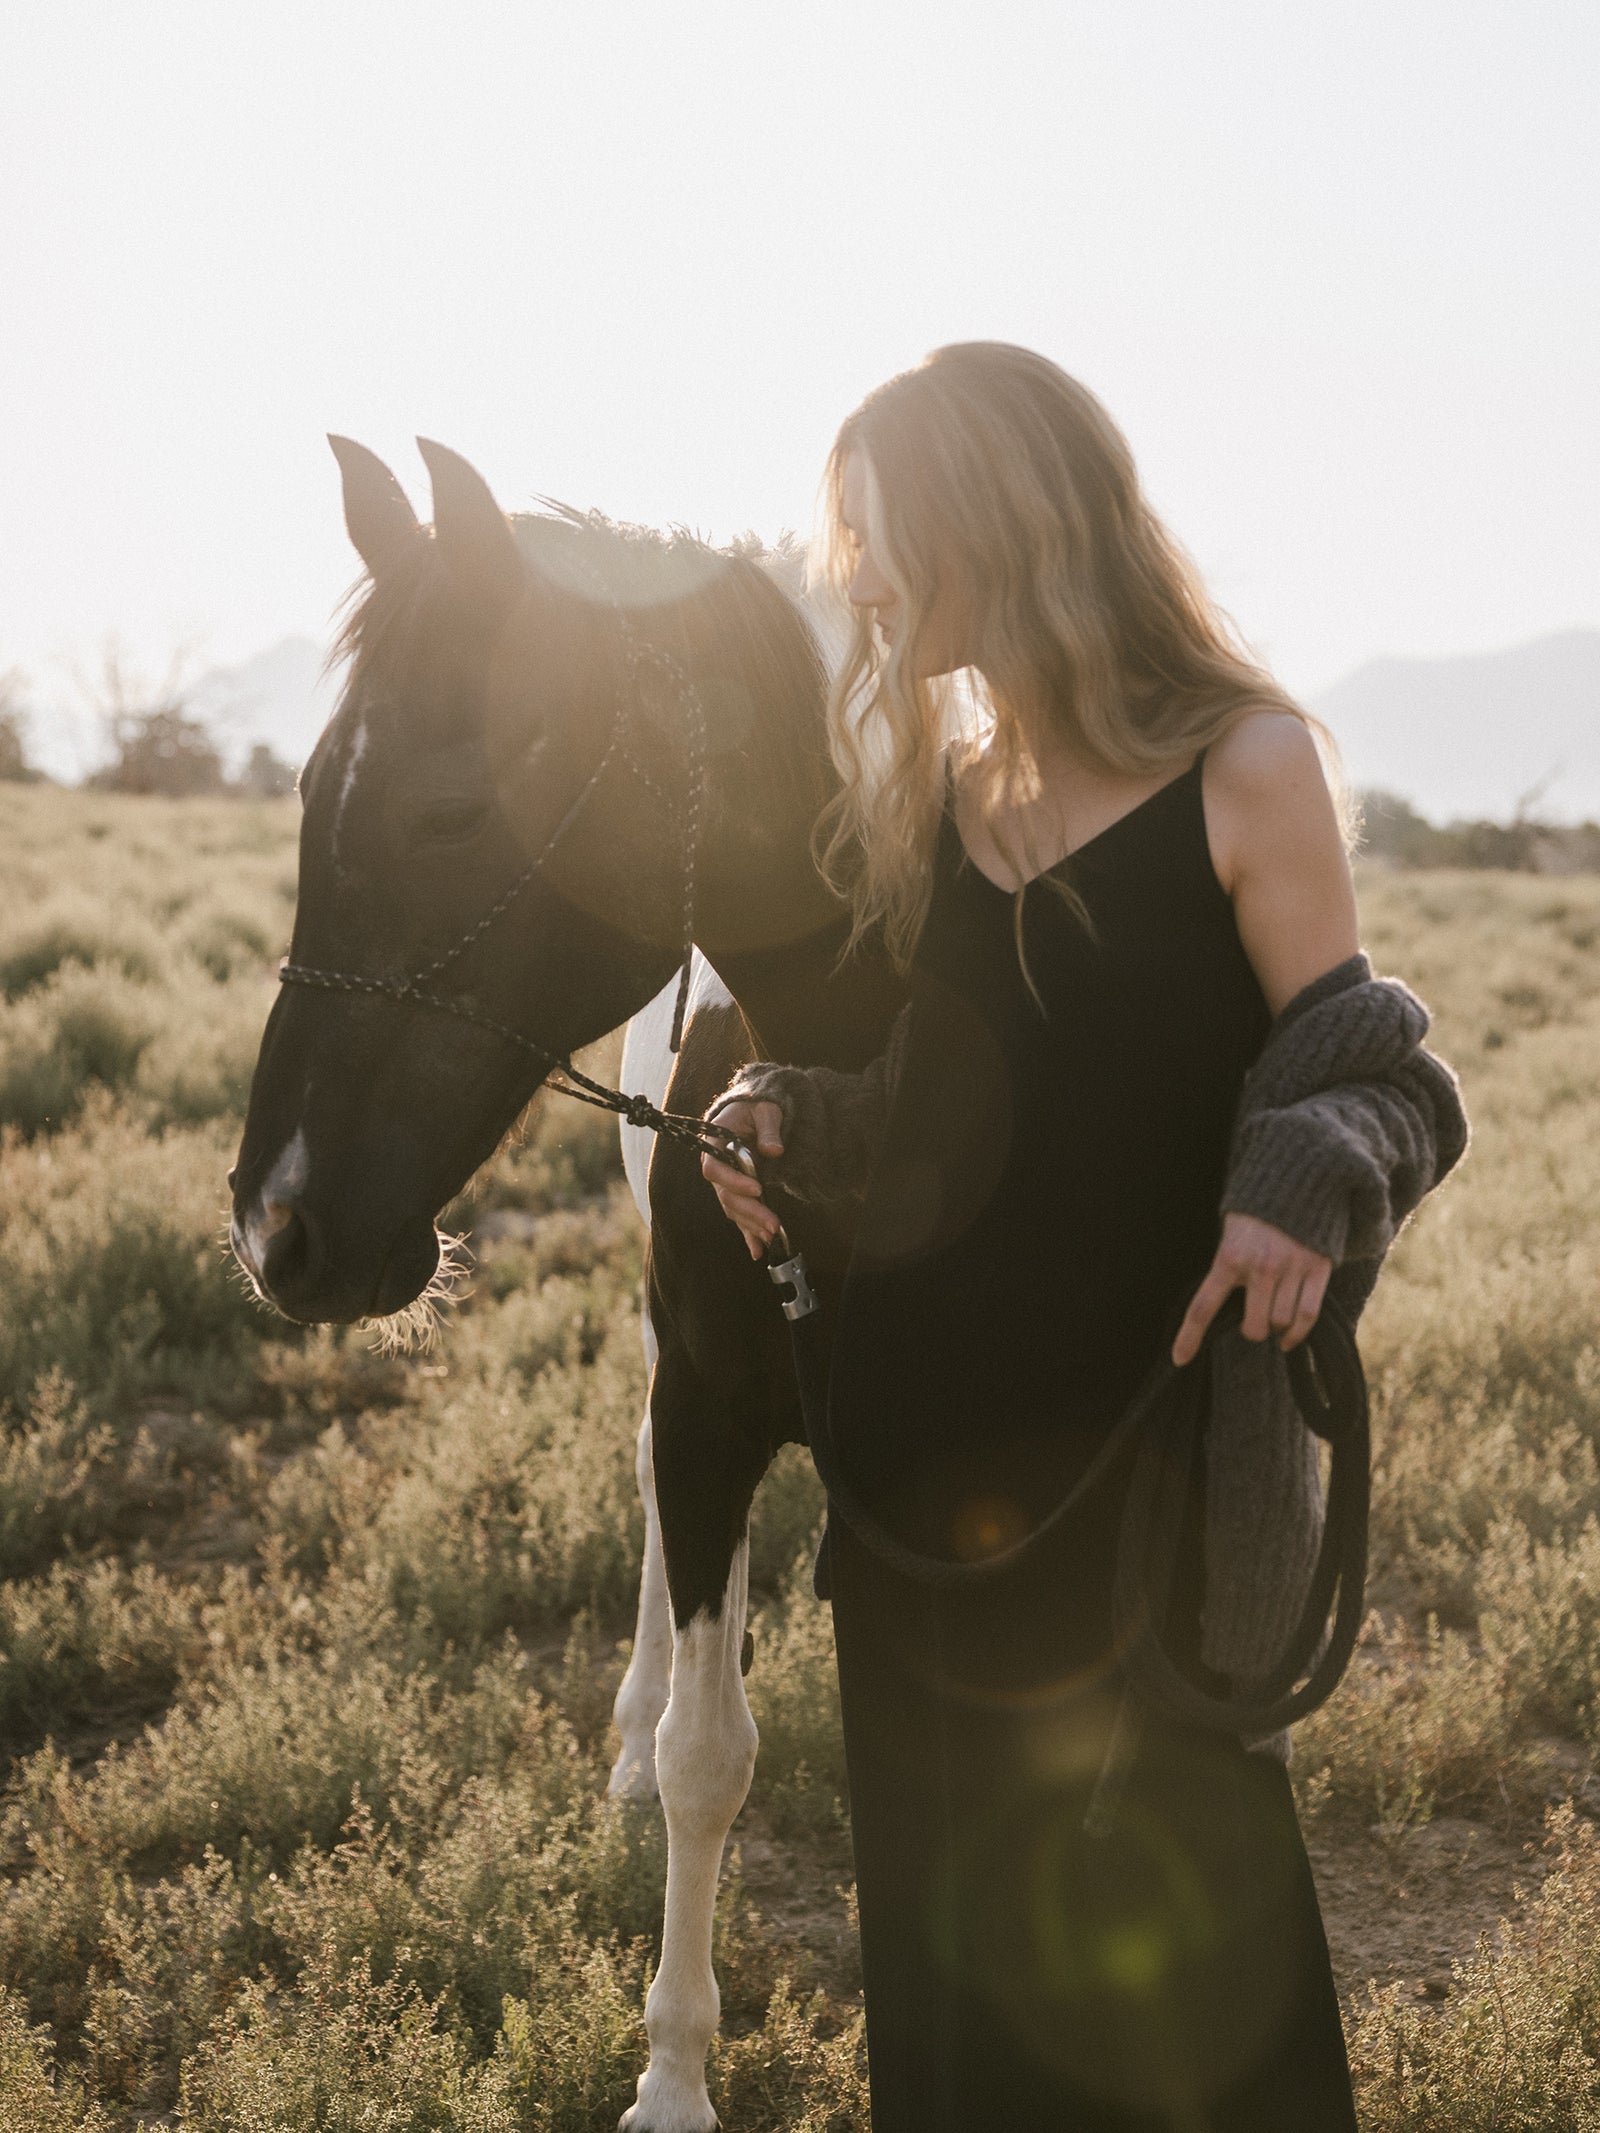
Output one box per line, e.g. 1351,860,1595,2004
82,643,226,798
235,741,299,799
1356,789,1446,866
0,670,38,781
1357,786,1600,874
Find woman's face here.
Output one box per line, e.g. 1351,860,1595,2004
840,447,974,679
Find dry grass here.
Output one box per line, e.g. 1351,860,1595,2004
0,797,1596,2127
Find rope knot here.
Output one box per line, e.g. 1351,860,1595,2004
623,1092,658,1131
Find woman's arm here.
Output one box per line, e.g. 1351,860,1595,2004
1206,712,1360,1018
1173,714,1361,1364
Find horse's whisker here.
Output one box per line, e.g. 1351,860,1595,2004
361,1231,473,1355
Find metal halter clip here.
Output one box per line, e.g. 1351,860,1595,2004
728,1139,819,1323
765,1232,819,1322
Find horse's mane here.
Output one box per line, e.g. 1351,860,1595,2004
330,508,840,811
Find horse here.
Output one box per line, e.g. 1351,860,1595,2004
229,435,902,2133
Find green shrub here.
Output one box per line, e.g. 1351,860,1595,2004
494,1939,650,2133
1349,1804,1600,2129
0,1100,285,1416
0,1984,110,2133
747,1442,827,1599
745,1552,848,1837
0,912,161,999
0,1558,200,1748
1292,1613,1532,1829
178,1952,518,2133
0,1372,115,1577
1477,1516,1600,1739
710,1978,869,2133
0,963,157,1135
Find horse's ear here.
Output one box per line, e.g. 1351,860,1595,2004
328,436,420,578
417,439,525,616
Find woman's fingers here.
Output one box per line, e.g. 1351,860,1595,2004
700,1151,765,1197
1172,1263,1235,1367
732,1198,781,1257
699,1093,790,1260
705,1097,785,1159
1173,1214,1334,1365
1279,1260,1330,1352
1239,1261,1277,1345
1267,1267,1302,1337
748,1100,785,1158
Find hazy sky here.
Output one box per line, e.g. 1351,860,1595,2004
2,1,1595,750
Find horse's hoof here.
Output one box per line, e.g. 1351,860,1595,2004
618,2079,718,2132
618,2109,718,2133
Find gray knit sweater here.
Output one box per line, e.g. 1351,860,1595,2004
712,952,1469,1751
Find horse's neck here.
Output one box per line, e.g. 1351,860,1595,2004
709,920,901,1074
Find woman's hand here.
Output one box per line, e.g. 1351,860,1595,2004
1172,1212,1332,1366
700,1098,785,1261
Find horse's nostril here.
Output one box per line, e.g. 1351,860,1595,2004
261,1200,324,1303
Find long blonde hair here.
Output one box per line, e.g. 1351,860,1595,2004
812,342,1340,971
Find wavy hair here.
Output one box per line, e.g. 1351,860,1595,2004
812,342,1344,973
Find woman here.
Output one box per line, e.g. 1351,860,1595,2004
701,343,1459,2130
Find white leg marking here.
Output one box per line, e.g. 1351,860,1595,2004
608,1318,672,1801
620,1545,757,2133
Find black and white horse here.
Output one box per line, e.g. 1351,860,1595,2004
230,438,899,2132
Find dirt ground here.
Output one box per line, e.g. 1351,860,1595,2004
1311,1814,1537,2008
733,1774,1599,2025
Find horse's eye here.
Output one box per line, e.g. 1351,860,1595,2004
416,799,491,845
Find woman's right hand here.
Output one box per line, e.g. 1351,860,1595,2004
700,1098,785,1260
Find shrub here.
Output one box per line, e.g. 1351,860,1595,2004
0,1559,200,1748
1292,1613,1531,1830
744,1551,848,1837
177,1952,518,2133
1349,1804,1600,2129
1477,1516,1600,1740
0,1099,286,1416
0,1985,110,2132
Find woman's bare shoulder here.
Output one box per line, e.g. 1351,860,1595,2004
1203,709,1359,1009
1204,711,1336,873
1206,708,1326,797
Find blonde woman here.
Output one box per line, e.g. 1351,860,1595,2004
703,344,1463,2129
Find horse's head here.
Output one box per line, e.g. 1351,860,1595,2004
231,438,836,1325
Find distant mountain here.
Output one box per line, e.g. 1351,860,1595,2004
1312,630,1600,824
185,623,1600,822
191,635,338,773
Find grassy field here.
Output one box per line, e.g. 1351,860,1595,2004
1,781,1598,2129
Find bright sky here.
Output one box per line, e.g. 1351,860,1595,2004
2,1,1595,754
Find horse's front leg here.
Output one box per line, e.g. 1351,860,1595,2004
622,1545,755,2133
621,1364,767,2133
609,1317,673,1801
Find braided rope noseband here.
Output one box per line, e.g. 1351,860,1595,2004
278,614,743,1169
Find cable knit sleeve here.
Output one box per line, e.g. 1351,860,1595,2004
1220,955,1469,1264
705,1003,913,1208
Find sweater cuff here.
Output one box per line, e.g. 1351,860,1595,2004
1221,1111,1358,1262
707,1063,797,1137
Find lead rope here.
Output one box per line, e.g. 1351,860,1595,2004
781,1268,1370,1822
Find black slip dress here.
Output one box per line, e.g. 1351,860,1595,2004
824,750,1357,2131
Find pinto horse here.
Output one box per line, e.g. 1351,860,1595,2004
230,437,900,2132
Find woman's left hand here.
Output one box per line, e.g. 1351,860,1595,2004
1172,1212,1332,1366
